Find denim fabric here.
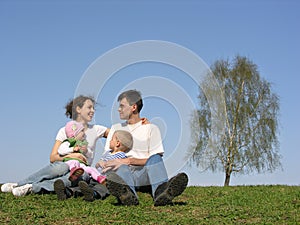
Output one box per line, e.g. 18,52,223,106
116,154,168,197
17,161,69,187
17,161,89,193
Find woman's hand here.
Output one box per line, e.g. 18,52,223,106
65,152,87,164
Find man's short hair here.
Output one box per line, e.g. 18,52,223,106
118,89,143,113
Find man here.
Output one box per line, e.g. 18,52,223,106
80,89,188,206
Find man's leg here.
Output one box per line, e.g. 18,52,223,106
104,165,139,205
153,172,189,206
106,172,139,206
53,172,90,200
143,154,168,197
115,164,137,196
78,179,109,202
145,154,189,206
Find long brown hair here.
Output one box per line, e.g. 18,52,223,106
65,95,95,120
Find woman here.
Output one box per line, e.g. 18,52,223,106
1,95,109,196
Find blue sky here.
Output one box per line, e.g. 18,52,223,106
0,0,299,186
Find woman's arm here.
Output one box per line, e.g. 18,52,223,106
50,140,87,164
50,140,64,162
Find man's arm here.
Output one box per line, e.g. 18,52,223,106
127,157,147,166
100,157,148,173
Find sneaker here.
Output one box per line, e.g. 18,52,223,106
12,184,33,197
1,183,18,193
106,173,139,206
154,172,188,206
54,179,67,200
78,181,94,202
69,167,84,182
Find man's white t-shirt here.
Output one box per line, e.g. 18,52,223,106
104,121,164,159
56,124,107,165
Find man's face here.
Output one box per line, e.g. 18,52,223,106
118,97,134,120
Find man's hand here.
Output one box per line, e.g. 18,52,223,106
101,158,129,173
141,117,150,125
95,160,106,169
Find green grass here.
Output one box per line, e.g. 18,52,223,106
0,185,299,224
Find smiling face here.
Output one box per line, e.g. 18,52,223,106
77,99,95,124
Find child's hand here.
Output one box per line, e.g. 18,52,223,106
79,145,88,154
73,146,81,152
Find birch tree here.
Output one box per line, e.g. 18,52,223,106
191,55,281,186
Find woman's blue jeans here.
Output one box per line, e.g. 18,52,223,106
17,161,71,193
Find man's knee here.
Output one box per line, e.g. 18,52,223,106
146,154,163,165
116,164,130,174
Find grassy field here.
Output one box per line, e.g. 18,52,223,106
0,185,299,224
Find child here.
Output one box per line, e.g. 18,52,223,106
95,129,134,174
59,121,133,184
58,121,106,183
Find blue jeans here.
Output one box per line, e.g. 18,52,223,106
116,154,168,198
17,161,74,193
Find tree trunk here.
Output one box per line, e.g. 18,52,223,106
224,172,231,186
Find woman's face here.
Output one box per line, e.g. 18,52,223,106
77,99,95,123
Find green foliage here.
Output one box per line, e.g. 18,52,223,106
191,55,281,186
1,185,299,224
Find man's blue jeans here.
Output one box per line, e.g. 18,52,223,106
116,154,168,198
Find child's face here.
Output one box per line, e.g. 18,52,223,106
109,133,118,149
75,129,85,141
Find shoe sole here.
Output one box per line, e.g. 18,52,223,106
106,173,139,206
79,181,94,202
154,173,188,206
54,180,67,200
69,168,84,182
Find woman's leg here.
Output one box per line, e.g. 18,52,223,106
17,162,69,186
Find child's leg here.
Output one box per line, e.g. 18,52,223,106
65,160,80,170
68,161,84,182
84,166,106,184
